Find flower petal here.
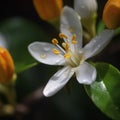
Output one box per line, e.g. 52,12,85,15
28,42,66,65
74,0,97,18
60,6,83,50
75,62,96,84
0,34,7,48
83,29,114,60
43,66,74,97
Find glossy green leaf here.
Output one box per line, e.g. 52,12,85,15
0,18,50,73
85,63,120,120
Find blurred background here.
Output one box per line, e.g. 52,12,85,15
0,0,119,120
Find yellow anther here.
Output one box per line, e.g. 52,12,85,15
62,42,69,51
52,49,60,55
59,33,68,39
64,53,71,58
52,38,59,45
72,34,77,44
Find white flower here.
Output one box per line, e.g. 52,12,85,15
28,6,114,97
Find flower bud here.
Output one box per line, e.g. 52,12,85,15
74,0,98,37
33,0,63,22
0,47,15,84
103,0,120,29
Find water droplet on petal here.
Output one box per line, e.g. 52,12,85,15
44,47,51,51
40,54,46,59
69,27,74,33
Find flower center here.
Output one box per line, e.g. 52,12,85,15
51,33,84,67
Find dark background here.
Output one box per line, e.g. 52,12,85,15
0,0,119,120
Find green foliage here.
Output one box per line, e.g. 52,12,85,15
0,18,50,73
115,27,120,35
85,63,120,120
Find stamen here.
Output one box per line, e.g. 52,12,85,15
64,53,71,58
52,38,58,45
62,42,69,51
59,33,68,39
52,49,60,55
72,34,77,44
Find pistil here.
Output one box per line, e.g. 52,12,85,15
51,33,84,67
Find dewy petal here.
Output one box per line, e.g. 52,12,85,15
60,6,83,49
74,0,97,18
75,62,96,84
43,66,74,97
83,29,114,60
28,42,66,65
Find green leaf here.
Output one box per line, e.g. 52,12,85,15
0,18,50,73
85,63,120,120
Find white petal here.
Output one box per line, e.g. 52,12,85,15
75,62,96,84
60,6,83,50
43,66,74,97
0,33,8,48
83,29,114,59
28,42,66,65
74,0,97,18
